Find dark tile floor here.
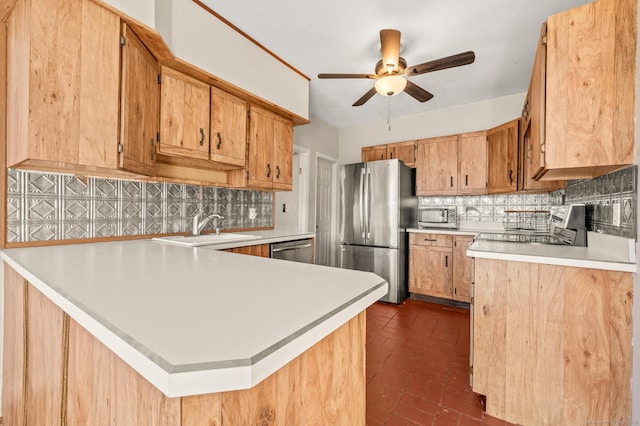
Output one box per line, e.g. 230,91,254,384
366,299,510,426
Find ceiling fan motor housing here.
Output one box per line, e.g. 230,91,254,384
375,57,407,76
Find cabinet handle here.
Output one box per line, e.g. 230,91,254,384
266,163,271,178
150,138,156,161
390,152,394,159
445,255,449,267
508,169,514,185
216,132,222,149
450,176,454,187
276,165,281,179
199,128,205,146
465,174,469,186
423,238,437,242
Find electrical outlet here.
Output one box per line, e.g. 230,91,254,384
249,207,257,220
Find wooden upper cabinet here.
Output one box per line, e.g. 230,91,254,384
526,23,547,182
458,131,487,195
7,0,122,173
487,120,518,194
119,24,159,176
535,0,636,180
272,117,293,190
387,141,416,167
416,136,458,196
361,145,387,162
210,86,247,168
159,67,210,160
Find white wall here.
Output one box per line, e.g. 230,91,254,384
292,116,340,231
275,154,300,228
101,0,309,121
338,92,526,164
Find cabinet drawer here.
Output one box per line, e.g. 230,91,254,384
409,233,452,248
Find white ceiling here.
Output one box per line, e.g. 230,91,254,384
201,0,591,129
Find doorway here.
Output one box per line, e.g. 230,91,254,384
315,155,338,266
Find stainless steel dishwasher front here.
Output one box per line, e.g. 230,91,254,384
270,238,314,263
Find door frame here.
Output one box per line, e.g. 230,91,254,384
315,153,339,266
294,145,310,232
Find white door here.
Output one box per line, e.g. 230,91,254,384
315,157,335,266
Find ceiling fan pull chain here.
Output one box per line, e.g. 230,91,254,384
387,97,392,131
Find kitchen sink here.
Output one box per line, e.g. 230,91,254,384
152,233,261,247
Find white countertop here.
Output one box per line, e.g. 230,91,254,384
210,226,316,249
1,238,386,397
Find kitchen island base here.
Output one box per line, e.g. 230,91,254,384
3,264,366,425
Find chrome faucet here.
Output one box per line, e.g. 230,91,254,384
192,212,225,235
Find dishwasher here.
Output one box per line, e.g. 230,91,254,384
270,238,314,264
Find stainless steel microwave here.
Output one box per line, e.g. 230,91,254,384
418,207,457,228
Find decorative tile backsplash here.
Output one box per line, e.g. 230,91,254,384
419,192,564,222
7,169,273,243
565,165,636,239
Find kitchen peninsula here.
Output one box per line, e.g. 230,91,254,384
2,240,386,424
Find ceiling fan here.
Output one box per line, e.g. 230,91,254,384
318,29,475,107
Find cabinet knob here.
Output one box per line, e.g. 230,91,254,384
266,163,271,178
216,132,222,149
199,128,205,146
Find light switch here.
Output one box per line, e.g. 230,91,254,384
249,207,257,220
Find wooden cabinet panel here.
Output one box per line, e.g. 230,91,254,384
272,117,293,190
487,120,518,194
224,243,270,257
159,66,210,160
387,141,416,167
527,23,546,181
409,232,452,248
247,107,274,188
210,86,247,167
7,0,121,172
119,24,159,176
458,131,487,195
409,245,452,299
452,236,473,303
361,145,387,162
473,259,632,424
416,135,458,196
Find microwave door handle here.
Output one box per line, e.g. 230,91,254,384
360,168,366,239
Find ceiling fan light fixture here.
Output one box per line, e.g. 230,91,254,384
375,75,407,97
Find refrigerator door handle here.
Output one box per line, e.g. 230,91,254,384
365,168,372,238
360,168,366,239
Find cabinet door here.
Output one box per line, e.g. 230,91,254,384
453,236,474,303
272,117,293,190
409,245,452,299
247,107,274,188
527,23,546,181
487,120,518,194
387,141,416,167
159,67,210,160
119,24,159,176
458,131,487,195
362,146,387,162
211,87,247,167
416,136,458,196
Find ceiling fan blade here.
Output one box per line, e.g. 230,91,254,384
404,80,434,103
380,29,401,69
405,51,476,76
318,73,377,79
352,87,378,107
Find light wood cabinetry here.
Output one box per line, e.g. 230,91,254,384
457,131,487,195
409,233,452,299
210,86,247,167
527,0,636,181
472,258,632,425
158,66,210,160
119,23,160,176
241,105,293,191
487,120,518,194
452,236,473,303
3,264,366,425
416,136,458,195
361,141,416,167
223,243,270,257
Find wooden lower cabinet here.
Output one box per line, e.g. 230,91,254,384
472,258,632,425
409,233,473,303
3,264,366,425
223,243,270,257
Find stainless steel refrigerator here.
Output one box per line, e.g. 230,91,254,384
338,159,416,304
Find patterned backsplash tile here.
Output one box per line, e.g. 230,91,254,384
7,169,273,243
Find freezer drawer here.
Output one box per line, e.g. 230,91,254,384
339,244,407,304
